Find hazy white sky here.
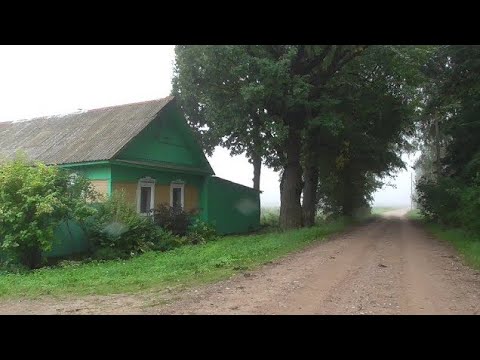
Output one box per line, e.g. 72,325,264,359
0,45,415,207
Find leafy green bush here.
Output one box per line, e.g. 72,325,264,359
88,194,216,260
0,155,98,269
152,204,198,236
88,192,169,258
187,219,217,244
416,175,480,233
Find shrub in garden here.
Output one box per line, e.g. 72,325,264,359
187,218,218,244
0,155,98,269
88,192,170,259
151,204,198,236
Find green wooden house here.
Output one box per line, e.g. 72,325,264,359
0,96,260,255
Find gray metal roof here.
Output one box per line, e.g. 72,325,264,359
0,96,174,165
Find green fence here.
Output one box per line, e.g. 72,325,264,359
48,220,89,258
205,177,260,234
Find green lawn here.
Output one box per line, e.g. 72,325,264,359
407,209,480,270
0,219,349,299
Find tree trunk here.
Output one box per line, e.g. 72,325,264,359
302,165,319,227
280,123,303,230
251,112,262,191
434,115,441,179
252,152,261,191
301,115,320,227
302,166,318,226
341,169,354,217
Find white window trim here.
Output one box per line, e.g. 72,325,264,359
137,177,156,215
170,183,185,209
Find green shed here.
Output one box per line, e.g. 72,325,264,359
0,96,261,255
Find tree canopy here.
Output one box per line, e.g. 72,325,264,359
173,45,435,229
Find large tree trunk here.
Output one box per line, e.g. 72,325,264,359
280,123,304,230
252,152,261,191
341,168,354,217
302,118,320,227
251,112,262,191
302,165,319,227
434,115,441,179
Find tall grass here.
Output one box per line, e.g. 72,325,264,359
407,209,480,270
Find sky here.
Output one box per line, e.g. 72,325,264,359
0,45,415,208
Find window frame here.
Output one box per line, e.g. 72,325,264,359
137,177,156,215
170,182,185,209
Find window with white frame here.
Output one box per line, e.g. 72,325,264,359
170,182,185,210
137,177,155,215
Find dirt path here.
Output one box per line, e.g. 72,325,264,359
1,210,480,314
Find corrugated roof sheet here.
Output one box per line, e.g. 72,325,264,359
0,96,174,165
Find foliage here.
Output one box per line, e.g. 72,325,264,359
260,207,280,228
0,154,98,269
88,192,171,259
416,176,480,233
312,45,432,217
0,218,350,298
88,196,214,260
152,203,198,236
173,45,370,228
415,45,480,237
173,45,433,228
187,218,218,244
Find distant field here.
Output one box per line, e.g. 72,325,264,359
263,206,403,218
371,207,399,215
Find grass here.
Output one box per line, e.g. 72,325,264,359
260,207,280,228
406,208,423,220
0,218,350,299
407,209,480,270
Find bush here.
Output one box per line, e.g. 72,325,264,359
416,175,480,233
88,192,170,258
88,195,216,260
152,204,198,236
260,207,279,228
187,219,217,244
0,155,98,269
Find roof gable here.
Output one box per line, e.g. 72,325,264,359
115,103,214,174
0,97,175,165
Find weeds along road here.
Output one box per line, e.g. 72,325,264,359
1,209,479,314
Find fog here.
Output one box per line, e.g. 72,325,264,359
209,147,416,209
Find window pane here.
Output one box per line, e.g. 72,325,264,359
140,186,151,213
172,187,182,208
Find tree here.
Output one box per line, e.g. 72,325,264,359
415,45,480,231
0,155,98,269
305,45,432,219
173,45,367,229
172,46,278,191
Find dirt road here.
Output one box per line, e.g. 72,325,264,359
1,209,479,314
